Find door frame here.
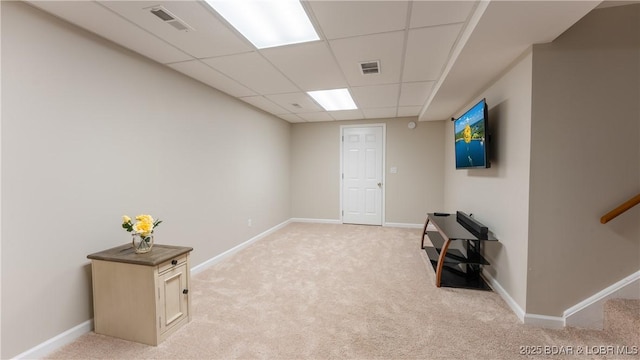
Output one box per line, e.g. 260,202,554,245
339,123,386,225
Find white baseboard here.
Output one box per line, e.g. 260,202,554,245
13,218,431,359
564,270,640,329
191,219,292,276
484,271,564,328
22,219,634,358
383,222,423,229
483,271,526,322
486,269,640,329
290,218,342,224
290,219,423,228
191,217,426,276
291,219,426,229
16,219,296,359
524,313,565,329
14,319,93,360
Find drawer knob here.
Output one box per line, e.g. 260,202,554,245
183,289,189,294
171,259,178,265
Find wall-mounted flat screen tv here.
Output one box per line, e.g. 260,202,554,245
454,98,490,169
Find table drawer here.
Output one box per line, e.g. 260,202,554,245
158,254,187,274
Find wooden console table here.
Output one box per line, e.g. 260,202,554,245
421,213,497,290
87,244,193,345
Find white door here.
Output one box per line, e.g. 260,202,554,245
342,126,384,225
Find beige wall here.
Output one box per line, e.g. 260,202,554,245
443,51,533,312
527,4,640,316
291,118,444,224
4,2,637,358
290,123,341,220
385,119,445,224
1,2,290,357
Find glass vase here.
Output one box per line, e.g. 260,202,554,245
132,233,154,254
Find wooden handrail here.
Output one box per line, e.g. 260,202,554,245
600,193,640,224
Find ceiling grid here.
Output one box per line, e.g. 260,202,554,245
27,0,601,122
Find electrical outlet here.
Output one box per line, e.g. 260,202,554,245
248,218,252,227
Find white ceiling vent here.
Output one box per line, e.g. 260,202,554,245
150,6,194,32
359,60,380,75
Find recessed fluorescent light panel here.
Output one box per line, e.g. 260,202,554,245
205,0,320,49
307,89,358,111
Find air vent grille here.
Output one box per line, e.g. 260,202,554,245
359,60,380,75
150,6,194,32
150,8,174,21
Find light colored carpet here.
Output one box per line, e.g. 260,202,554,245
48,223,638,359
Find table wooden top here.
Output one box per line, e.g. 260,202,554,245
87,244,193,266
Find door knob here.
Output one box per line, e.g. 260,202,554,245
377,182,382,187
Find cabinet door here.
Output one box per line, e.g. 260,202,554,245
158,264,189,334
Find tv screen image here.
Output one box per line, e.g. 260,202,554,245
454,98,489,169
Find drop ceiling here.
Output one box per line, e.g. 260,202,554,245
27,1,601,123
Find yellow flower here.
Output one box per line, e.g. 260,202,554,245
131,214,154,236
133,220,153,236
136,214,154,224
122,213,161,238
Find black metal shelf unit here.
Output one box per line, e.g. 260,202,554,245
421,212,498,291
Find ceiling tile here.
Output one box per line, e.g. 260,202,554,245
99,1,252,59
168,60,256,97
330,31,405,87
403,23,463,82
203,52,299,95
362,107,397,119
240,96,290,115
397,106,422,117
410,1,476,28
297,112,335,122
362,107,398,119
278,114,305,123
29,1,192,64
399,81,435,106
330,109,365,121
265,92,323,114
29,0,596,125
261,42,347,91
308,1,409,40
351,84,400,108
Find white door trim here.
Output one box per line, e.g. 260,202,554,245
339,123,386,225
